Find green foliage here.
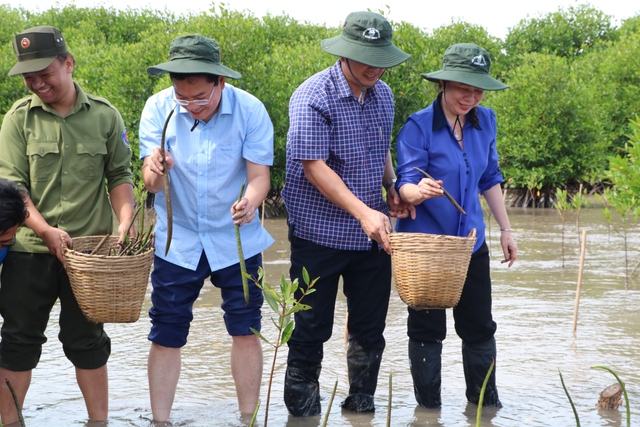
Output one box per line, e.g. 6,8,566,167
491,52,608,194
504,4,617,61
0,4,639,198
600,117,640,286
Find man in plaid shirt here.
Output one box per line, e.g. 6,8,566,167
282,11,414,417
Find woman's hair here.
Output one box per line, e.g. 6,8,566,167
0,179,28,232
437,83,479,128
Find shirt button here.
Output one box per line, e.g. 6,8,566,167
199,172,204,176
199,194,204,198
63,170,68,175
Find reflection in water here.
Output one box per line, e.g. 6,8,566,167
7,208,640,426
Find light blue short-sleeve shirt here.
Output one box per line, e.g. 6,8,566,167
139,84,275,271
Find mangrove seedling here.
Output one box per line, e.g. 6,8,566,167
558,369,581,427
476,359,496,427
234,180,250,305
249,267,317,427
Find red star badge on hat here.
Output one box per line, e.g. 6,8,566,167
21,38,30,49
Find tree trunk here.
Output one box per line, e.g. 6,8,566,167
596,383,623,409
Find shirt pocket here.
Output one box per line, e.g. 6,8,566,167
75,140,108,181
26,141,60,182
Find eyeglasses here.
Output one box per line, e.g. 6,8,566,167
0,235,16,249
173,85,216,107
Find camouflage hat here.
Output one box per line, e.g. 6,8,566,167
8,26,69,77
321,11,410,69
148,34,241,79
421,43,508,91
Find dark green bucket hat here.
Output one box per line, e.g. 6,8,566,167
421,43,508,91
148,34,241,79
8,26,68,77
321,11,410,69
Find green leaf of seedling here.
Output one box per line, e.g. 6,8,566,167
264,289,280,313
302,267,310,286
305,288,316,295
250,327,272,346
290,278,299,295
281,320,294,345
286,303,311,315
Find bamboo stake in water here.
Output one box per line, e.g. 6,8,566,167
572,229,587,333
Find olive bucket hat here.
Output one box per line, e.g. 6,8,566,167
421,43,508,91
321,11,410,69
147,34,241,79
8,26,68,77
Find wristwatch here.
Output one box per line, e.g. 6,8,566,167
383,178,397,192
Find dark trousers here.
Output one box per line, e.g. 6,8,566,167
407,242,496,344
286,236,391,366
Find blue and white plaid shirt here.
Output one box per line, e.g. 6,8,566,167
282,60,394,251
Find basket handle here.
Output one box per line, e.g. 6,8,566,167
467,228,476,238
60,233,72,251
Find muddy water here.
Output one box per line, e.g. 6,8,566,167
11,208,640,426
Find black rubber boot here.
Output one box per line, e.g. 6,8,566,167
462,337,502,407
408,339,442,408
284,363,322,417
340,341,382,412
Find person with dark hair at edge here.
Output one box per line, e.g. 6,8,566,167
394,43,517,409
282,11,415,417
0,26,135,425
140,33,274,423
0,179,29,265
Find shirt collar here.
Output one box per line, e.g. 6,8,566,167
28,82,88,116
331,60,378,102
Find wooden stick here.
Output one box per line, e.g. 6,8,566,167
161,107,176,256
412,167,466,215
572,229,587,333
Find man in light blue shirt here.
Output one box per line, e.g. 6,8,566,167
139,34,274,422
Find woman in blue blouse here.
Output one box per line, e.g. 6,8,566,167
394,43,517,409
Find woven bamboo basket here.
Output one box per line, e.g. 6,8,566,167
389,229,476,310
63,235,154,323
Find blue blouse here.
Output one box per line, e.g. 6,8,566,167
394,99,503,253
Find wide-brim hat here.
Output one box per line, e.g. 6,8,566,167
321,11,410,69
421,43,508,91
148,34,241,79
8,26,68,77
